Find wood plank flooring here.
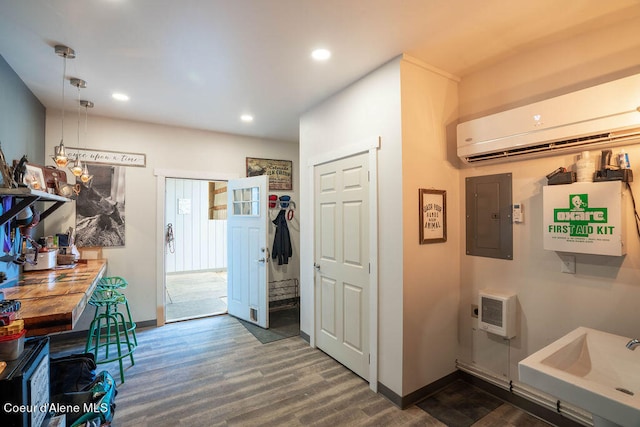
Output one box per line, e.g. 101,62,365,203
50,315,548,427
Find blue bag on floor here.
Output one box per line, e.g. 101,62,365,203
70,370,117,426
51,370,117,427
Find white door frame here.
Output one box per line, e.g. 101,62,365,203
307,136,380,392
154,168,240,326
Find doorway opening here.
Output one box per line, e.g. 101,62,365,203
165,178,228,322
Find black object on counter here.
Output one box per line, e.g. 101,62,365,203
548,171,576,185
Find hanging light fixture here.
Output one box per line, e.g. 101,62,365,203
79,99,94,184
53,45,76,168
80,163,93,184
68,78,86,177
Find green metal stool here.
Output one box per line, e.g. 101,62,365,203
97,276,137,346
85,288,135,383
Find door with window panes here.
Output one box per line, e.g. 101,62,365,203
227,175,269,328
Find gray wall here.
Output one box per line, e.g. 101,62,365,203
0,54,45,163
0,54,45,285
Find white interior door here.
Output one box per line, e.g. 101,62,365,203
227,175,269,328
314,152,369,380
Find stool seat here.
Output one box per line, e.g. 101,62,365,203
89,289,127,306
98,276,128,290
95,276,137,346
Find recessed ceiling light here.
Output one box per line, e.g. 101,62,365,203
311,48,331,61
240,114,254,123
112,92,129,102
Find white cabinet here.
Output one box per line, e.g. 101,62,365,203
543,181,625,256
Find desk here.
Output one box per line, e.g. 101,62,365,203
1,259,107,336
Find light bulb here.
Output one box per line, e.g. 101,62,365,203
53,142,68,168
80,164,93,183
69,157,83,177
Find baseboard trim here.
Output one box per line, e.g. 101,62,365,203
49,319,156,344
376,382,402,407
377,370,585,426
299,330,310,343
378,370,461,409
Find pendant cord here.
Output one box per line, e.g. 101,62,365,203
77,83,81,148
61,53,66,143
84,104,88,145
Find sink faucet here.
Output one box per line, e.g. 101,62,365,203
626,339,640,350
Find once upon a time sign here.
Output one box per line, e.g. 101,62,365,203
66,147,146,167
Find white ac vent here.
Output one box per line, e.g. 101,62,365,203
457,74,640,164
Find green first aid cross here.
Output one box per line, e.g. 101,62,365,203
552,193,608,237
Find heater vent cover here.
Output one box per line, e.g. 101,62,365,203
479,289,516,338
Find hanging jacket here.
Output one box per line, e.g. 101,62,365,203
272,209,292,265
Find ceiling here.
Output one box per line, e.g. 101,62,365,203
0,0,639,143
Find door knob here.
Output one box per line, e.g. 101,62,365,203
257,257,266,263
314,263,320,271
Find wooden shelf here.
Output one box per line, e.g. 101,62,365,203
0,187,71,227
0,187,68,201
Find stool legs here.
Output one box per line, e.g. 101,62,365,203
97,277,137,347
85,304,135,383
122,299,138,347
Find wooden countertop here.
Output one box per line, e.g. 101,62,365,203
2,259,107,336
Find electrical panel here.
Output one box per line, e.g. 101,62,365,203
465,173,513,260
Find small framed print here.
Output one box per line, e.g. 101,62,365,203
419,189,446,244
24,164,46,191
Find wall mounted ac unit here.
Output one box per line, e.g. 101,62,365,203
457,74,640,164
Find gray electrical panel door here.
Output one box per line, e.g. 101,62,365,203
465,173,513,260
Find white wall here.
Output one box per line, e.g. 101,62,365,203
456,14,640,380
44,113,299,329
165,178,227,273
399,57,460,395
300,56,404,394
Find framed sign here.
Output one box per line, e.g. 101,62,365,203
23,164,46,191
65,147,146,167
419,188,446,244
246,157,293,190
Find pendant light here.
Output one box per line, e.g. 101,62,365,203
53,45,76,168
68,78,86,177
79,99,94,184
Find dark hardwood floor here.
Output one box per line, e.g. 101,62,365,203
50,314,549,427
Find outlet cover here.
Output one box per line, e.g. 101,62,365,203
560,254,576,274
471,304,478,318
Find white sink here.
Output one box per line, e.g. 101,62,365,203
518,327,640,427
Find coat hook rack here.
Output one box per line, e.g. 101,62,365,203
268,195,296,221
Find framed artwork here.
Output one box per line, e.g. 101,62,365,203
246,157,293,190
76,164,126,247
419,188,446,244
24,164,46,191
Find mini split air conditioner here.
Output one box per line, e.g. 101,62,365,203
457,74,640,164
